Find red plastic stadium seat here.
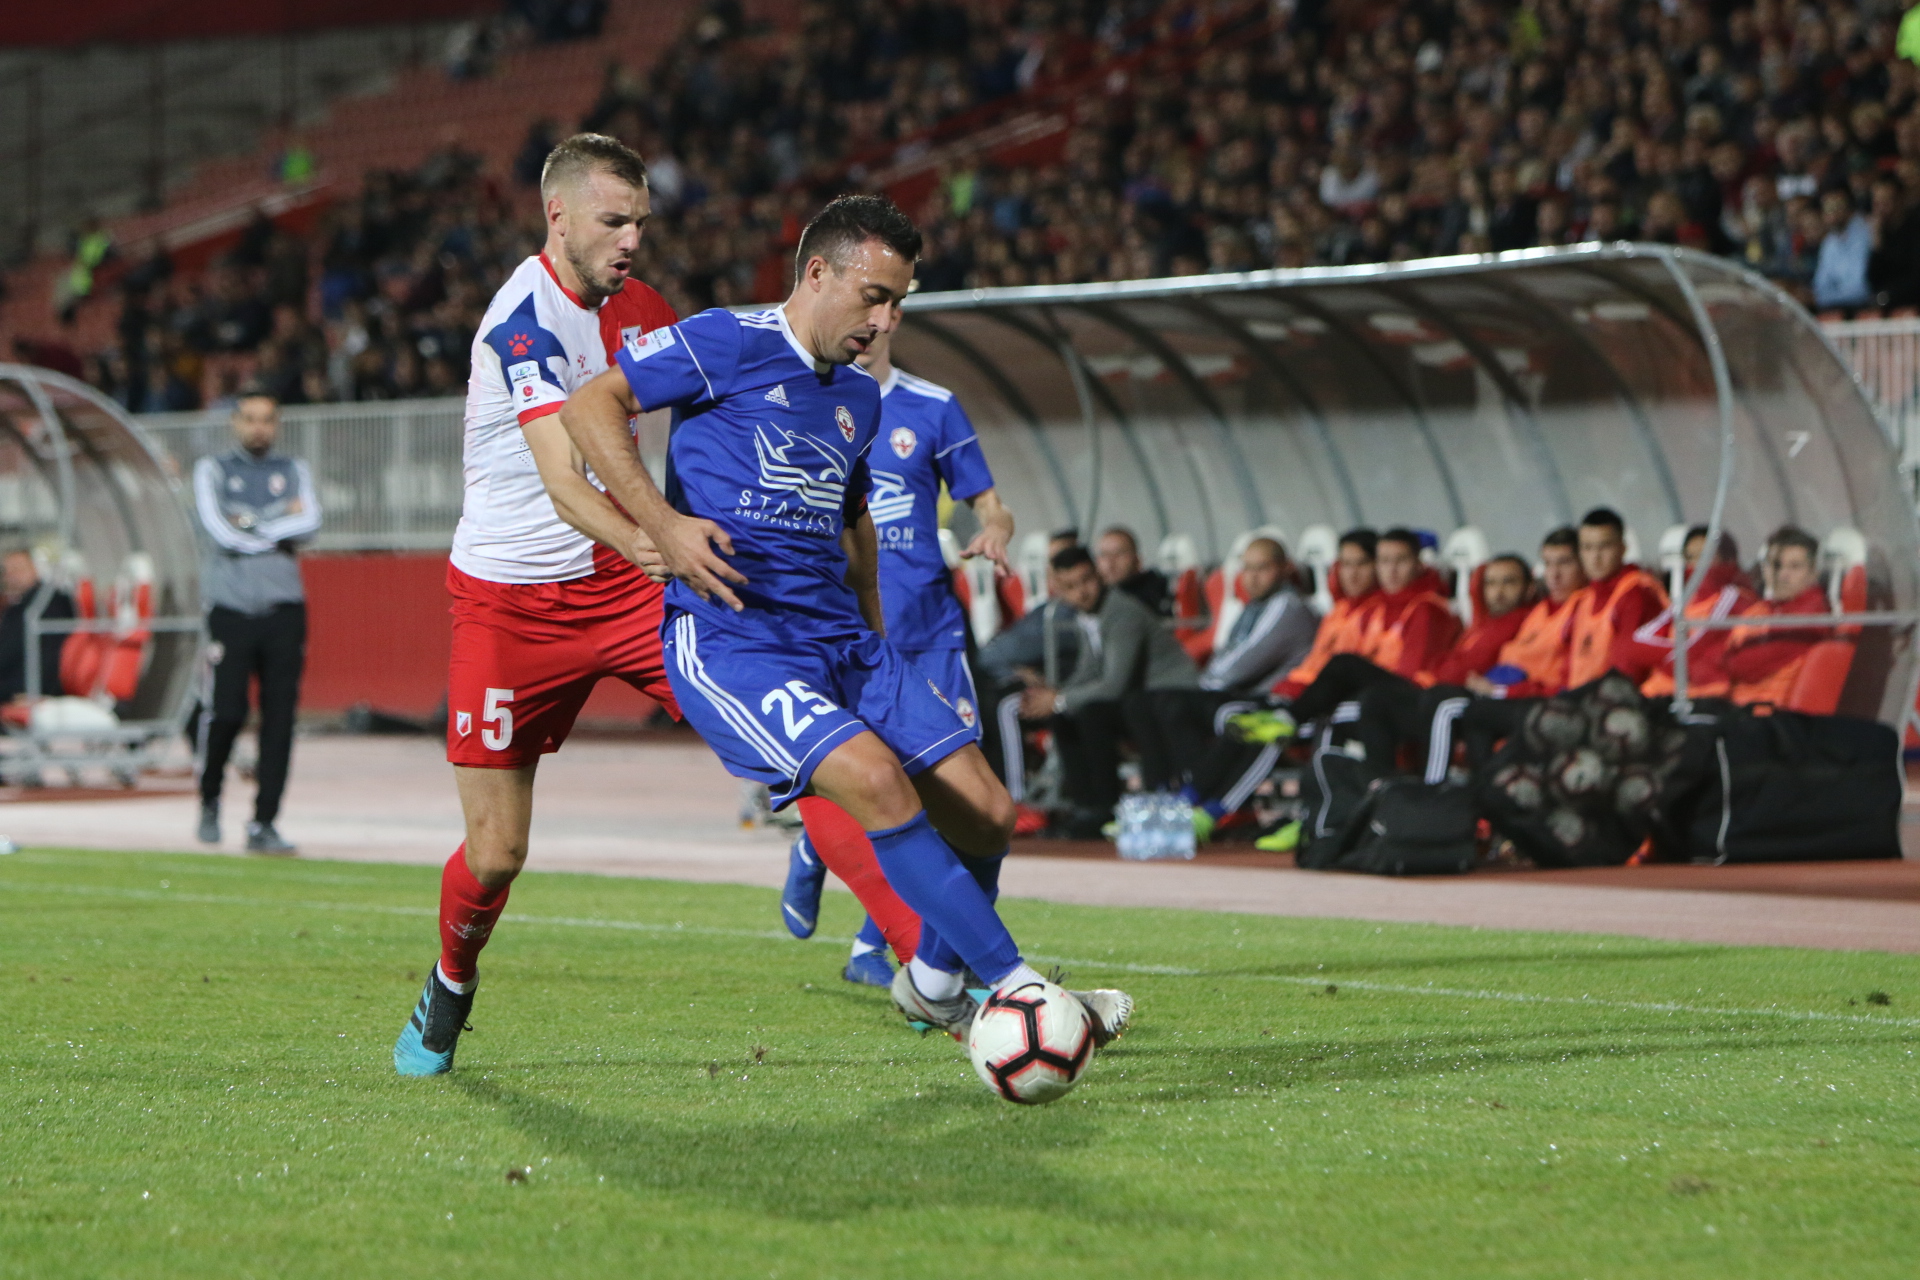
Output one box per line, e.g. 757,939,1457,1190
1784,639,1855,715
103,578,155,702
997,574,1025,626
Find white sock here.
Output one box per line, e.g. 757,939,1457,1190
435,963,475,995
991,962,1048,994
849,938,880,959
907,957,964,1001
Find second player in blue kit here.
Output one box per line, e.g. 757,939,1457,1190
558,195,1131,1049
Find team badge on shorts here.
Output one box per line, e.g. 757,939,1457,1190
835,406,856,442
455,711,472,737
268,472,286,496
889,426,916,459
955,696,977,728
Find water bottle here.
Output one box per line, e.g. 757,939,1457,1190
1114,793,1143,859
1167,796,1197,860
1148,792,1176,860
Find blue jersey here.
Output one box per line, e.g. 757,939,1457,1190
615,306,881,639
871,368,994,651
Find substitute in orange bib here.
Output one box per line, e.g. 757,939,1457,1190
1725,526,1829,706
1563,507,1668,689
1464,526,1586,700
1626,526,1757,702
1272,528,1380,698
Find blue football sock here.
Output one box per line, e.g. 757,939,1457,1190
913,850,1006,975
851,914,887,957
867,813,1021,986
1178,784,1202,805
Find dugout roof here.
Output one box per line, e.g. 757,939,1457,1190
895,244,1920,726
0,363,199,725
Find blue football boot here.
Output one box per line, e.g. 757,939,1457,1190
780,832,826,939
843,949,895,987
393,967,475,1077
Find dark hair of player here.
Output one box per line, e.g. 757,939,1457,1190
1579,506,1626,534
1767,524,1819,560
1541,525,1578,551
1685,523,1740,564
1338,527,1378,558
1377,526,1422,554
1050,544,1096,574
540,133,648,201
796,194,924,275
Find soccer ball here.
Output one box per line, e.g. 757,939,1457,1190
1544,806,1588,847
1548,746,1613,800
968,981,1094,1105
1491,762,1546,812
1522,701,1588,755
1593,704,1651,763
1613,764,1659,819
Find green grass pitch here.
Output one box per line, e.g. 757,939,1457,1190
2,848,1917,1278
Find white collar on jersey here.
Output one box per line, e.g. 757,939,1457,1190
772,303,878,383
773,303,831,376
877,368,900,397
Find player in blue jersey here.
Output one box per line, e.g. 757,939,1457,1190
558,195,1131,1050
781,296,1016,988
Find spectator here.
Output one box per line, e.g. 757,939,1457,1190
0,546,74,702
1725,525,1830,705
976,551,1081,807
1093,525,1170,617
1017,545,1199,838
1813,188,1875,310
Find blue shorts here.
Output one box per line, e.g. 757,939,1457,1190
897,647,981,746
663,611,975,808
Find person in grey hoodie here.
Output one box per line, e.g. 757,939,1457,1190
192,391,320,854
1124,536,1318,794
1018,544,1199,836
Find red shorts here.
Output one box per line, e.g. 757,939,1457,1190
445,554,679,769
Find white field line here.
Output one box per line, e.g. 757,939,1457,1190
4,877,1919,1032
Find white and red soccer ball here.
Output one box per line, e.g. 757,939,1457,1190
968,981,1093,1104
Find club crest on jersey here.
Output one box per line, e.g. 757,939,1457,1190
268,472,287,496
455,711,472,737
835,405,855,442
889,426,917,459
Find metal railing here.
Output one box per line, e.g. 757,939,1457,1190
141,397,467,552
1822,316,1920,496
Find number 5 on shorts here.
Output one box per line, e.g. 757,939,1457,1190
482,687,515,750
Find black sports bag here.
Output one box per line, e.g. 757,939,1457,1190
1655,705,1902,864
1301,777,1479,875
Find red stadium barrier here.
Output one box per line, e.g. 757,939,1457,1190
298,553,659,726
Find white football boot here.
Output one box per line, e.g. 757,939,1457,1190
890,965,980,1041
1066,987,1134,1047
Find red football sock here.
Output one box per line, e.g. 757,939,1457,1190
438,844,511,985
797,796,921,963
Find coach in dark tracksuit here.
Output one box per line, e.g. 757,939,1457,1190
192,392,320,854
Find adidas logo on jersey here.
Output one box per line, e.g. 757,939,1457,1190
765,384,790,407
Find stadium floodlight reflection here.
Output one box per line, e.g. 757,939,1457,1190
897,244,1920,728
0,363,201,783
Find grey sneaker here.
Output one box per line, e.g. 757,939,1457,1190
1066,987,1134,1047
889,964,980,1042
196,802,220,845
245,822,297,856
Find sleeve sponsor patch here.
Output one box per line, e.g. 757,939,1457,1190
624,325,676,362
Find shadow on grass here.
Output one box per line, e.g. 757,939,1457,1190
456,1075,1139,1224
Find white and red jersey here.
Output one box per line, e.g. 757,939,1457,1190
451,253,676,583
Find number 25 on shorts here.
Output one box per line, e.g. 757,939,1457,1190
761,679,835,740
482,688,515,750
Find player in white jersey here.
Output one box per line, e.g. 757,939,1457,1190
395,134,681,1076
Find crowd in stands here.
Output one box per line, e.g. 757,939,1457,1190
47,0,1920,412
981,511,1853,842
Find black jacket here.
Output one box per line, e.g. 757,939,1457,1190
0,585,75,700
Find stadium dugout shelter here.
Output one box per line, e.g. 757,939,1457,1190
0,364,200,784
898,244,1920,730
